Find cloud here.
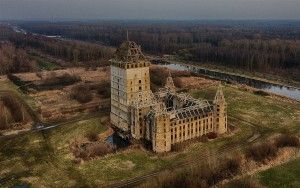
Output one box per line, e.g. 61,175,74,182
0,0,299,20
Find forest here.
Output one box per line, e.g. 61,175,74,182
18,20,300,81
0,26,114,74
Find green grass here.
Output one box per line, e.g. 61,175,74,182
0,79,37,111
30,55,60,70
225,158,300,188
1,83,299,187
0,116,107,187
192,85,300,134
0,115,171,187
258,158,300,188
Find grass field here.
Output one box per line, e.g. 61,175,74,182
258,157,300,188
0,83,299,187
192,85,300,134
224,157,300,188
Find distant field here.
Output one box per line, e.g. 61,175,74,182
0,83,299,187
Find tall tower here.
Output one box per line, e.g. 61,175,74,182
110,41,151,134
213,84,227,134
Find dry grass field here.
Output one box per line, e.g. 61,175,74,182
13,67,110,122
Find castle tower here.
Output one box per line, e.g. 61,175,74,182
152,114,171,152
165,71,176,92
110,41,151,134
213,84,227,134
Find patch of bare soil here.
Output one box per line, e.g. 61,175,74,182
120,160,136,170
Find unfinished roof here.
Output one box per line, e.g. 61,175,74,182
115,41,145,62
144,91,213,120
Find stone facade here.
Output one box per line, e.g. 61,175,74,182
110,40,227,153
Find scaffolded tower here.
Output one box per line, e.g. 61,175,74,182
110,41,151,134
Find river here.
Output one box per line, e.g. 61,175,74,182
158,62,300,102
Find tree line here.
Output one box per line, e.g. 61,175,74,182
20,21,300,81
0,26,115,74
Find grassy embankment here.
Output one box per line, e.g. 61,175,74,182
258,157,300,188
225,157,300,188
0,79,36,111
0,83,299,187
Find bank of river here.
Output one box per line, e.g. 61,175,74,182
155,61,300,102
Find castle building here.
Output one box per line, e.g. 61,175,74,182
110,40,227,153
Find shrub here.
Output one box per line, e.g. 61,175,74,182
207,132,218,139
275,134,300,148
150,67,168,87
88,144,114,158
253,90,269,96
141,156,241,188
96,81,111,98
71,140,114,161
246,142,278,162
223,155,242,176
70,84,93,103
86,132,99,142
41,72,81,87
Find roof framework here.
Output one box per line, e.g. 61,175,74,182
132,89,213,121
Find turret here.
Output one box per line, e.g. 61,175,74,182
152,113,171,152
213,84,227,134
164,71,176,92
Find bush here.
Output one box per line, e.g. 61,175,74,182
96,81,111,98
254,90,270,96
88,144,114,158
70,84,93,103
141,156,241,188
275,134,300,148
223,156,242,176
41,72,81,87
246,142,278,162
86,132,99,142
207,132,218,139
71,140,114,161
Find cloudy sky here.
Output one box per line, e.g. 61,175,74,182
0,0,299,20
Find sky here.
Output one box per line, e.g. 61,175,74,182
0,0,300,20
